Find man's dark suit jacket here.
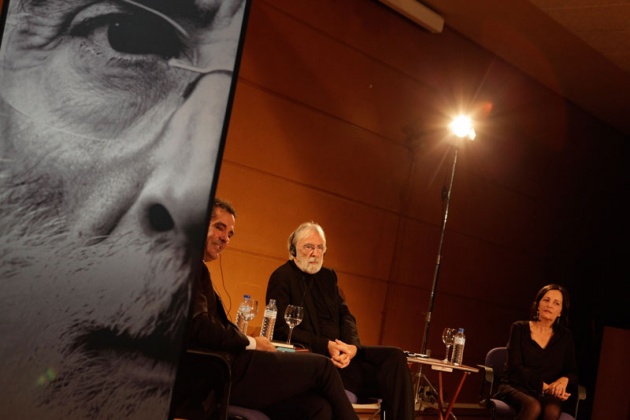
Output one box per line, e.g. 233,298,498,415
266,260,361,356
188,263,249,364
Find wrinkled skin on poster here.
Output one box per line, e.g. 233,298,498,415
0,0,246,418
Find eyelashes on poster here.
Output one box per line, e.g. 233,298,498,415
0,0,249,418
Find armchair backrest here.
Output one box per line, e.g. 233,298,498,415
483,346,508,397
485,347,508,379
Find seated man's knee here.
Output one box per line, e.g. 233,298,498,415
307,353,339,381
386,347,410,373
391,347,407,363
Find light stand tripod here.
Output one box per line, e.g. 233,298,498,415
414,145,460,417
413,116,475,418
419,114,476,355
420,144,459,356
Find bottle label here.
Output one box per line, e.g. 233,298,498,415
454,337,465,345
264,309,277,318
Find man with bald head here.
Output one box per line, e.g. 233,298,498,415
0,0,248,418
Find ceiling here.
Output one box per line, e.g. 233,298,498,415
420,0,630,138
529,0,630,77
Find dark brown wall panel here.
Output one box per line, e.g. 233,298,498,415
237,1,443,145
337,273,390,345
380,282,431,351
223,83,412,208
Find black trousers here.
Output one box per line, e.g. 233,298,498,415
230,350,358,420
339,345,415,420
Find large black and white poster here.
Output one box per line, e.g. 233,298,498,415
0,0,249,418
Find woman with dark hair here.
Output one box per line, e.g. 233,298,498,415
495,284,578,420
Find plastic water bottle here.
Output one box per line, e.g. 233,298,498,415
259,299,277,340
235,294,252,333
452,328,466,365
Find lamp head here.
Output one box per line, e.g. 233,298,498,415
448,115,476,140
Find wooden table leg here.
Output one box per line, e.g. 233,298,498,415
442,372,470,420
436,371,445,420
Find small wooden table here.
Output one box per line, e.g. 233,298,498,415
407,356,479,420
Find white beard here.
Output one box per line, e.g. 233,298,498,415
295,256,323,275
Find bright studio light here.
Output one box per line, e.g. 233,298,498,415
448,115,476,140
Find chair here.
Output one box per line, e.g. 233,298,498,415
477,347,586,420
345,389,384,420
169,349,269,420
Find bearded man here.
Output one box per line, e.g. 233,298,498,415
0,0,248,418
266,222,416,420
